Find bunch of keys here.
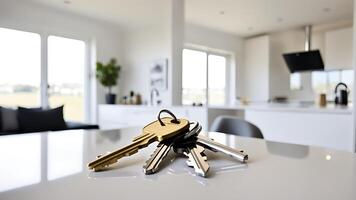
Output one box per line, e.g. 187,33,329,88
88,109,248,177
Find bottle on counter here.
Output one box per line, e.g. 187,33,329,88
122,96,128,104
135,93,142,105
129,91,134,104
318,93,327,107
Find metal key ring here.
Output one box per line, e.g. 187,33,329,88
158,109,180,126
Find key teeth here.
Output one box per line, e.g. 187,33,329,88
143,148,159,166
142,144,163,174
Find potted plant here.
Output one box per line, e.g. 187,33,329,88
96,58,121,104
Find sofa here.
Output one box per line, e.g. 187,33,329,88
0,106,99,135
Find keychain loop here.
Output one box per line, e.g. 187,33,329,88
158,109,179,126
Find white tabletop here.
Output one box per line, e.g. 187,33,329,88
1,128,356,200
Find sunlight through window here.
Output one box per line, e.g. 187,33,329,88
0,28,41,107
48,36,85,121
182,49,228,106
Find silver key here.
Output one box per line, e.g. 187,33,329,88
143,141,172,174
184,145,210,177
143,122,201,175
185,145,207,167
197,135,248,163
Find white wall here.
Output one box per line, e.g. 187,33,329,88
120,26,171,105
184,23,244,104
185,23,243,53
269,29,310,101
353,0,356,153
170,0,185,105
120,0,184,106
0,0,123,122
121,21,244,106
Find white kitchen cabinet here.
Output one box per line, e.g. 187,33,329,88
99,104,355,152
243,35,270,101
98,105,208,131
325,27,353,70
245,109,354,152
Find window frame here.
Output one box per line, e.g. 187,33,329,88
0,27,42,107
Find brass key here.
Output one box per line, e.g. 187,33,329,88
88,117,189,171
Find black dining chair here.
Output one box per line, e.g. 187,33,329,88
210,116,264,139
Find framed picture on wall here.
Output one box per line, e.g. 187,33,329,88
150,58,168,90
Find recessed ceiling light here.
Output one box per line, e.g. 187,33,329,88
323,7,331,12
63,0,71,4
219,10,226,15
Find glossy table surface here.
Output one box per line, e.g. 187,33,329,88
1,128,356,200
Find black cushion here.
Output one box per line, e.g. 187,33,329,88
18,106,67,133
0,106,19,133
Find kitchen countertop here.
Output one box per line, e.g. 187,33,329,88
208,103,353,114
100,103,353,114
1,128,356,200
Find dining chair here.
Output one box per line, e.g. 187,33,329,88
210,115,264,139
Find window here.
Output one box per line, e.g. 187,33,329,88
0,28,41,107
290,73,302,90
0,27,89,121
208,55,227,105
312,70,353,100
182,49,207,105
182,49,228,106
311,71,327,93
48,36,86,121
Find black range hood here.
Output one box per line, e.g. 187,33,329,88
282,26,324,73
283,50,324,73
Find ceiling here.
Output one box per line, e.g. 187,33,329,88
25,0,170,30
23,0,353,36
186,0,354,36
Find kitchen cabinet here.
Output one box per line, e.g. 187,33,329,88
325,27,353,70
245,109,354,151
98,105,208,131
208,104,354,152
242,35,270,101
99,104,354,152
